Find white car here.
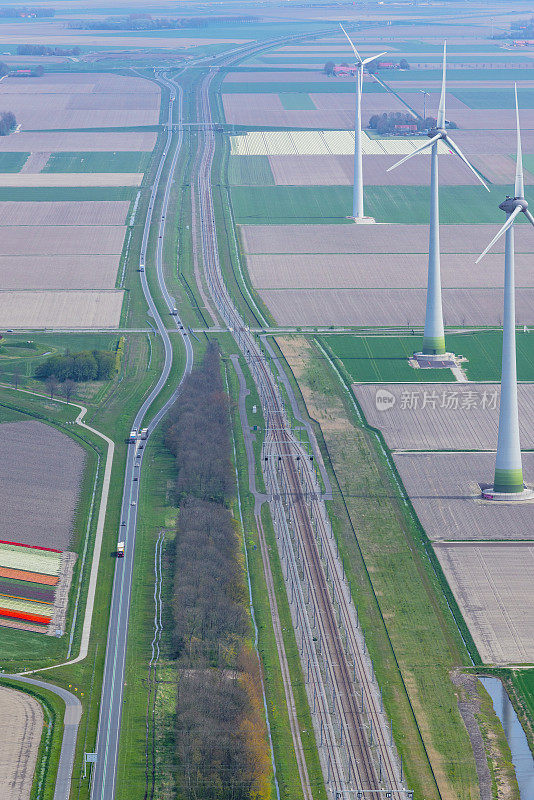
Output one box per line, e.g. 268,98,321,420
131,500,137,506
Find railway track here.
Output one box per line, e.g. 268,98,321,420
192,50,412,799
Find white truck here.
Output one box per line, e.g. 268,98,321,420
117,541,125,558
128,429,138,443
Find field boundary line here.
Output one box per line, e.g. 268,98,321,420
0,384,114,673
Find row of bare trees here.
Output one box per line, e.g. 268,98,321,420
165,344,271,800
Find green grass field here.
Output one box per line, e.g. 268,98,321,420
43,151,151,173
322,331,534,383
0,152,29,172
512,669,534,728
279,92,316,109
230,185,506,224
450,330,534,381
453,87,534,109
223,81,386,93
323,335,453,382
228,154,275,185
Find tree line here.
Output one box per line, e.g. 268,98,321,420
0,111,16,136
68,14,259,31
323,57,409,76
0,7,54,17
164,343,271,800
35,349,115,382
17,45,80,56
368,111,457,134
497,18,534,38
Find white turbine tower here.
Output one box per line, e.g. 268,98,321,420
340,25,386,221
387,43,489,360
476,85,534,500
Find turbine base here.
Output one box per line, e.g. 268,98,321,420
413,351,457,369
481,486,534,502
348,215,375,224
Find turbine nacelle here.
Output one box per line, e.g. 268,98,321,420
499,196,528,214
427,126,447,139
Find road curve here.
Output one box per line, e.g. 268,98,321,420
2,674,81,800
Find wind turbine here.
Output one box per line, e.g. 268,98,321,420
339,25,386,221
387,43,489,359
476,85,534,499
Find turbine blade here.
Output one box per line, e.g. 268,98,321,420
437,41,447,129
339,24,363,63
475,205,523,264
362,51,387,66
386,134,440,172
515,83,524,197
445,135,490,191
523,208,534,228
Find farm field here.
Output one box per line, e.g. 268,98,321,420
228,154,275,185
0,202,127,291
0,421,85,550
0,131,157,152
0,290,124,328
256,287,534,326
231,185,508,224
230,130,451,156
454,88,534,109
355,382,534,451
326,331,534,383
257,153,497,186
323,335,459,383
0,73,160,130
247,251,534,288
0,173,143,187
240,222,533,253
434,542,534,664
43,151,151,173
0,153,29,172
279,92,316,109
0,686,43,800
0,225,124,255
0,200,129,226
222,81,384,93
394,451,534,542
0,255,121,291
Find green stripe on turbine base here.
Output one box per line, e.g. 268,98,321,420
422,335,446,356
493,468,524,494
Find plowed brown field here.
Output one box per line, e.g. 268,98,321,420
0,686,43,800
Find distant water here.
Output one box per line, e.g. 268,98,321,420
479,676,534,800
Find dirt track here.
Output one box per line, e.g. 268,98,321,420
0,686,43,800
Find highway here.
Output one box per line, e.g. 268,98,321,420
90,77,193,800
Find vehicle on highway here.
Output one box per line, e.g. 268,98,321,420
131,500,136,506
128,429,138,443
140,428,148,439
117,541,125,558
